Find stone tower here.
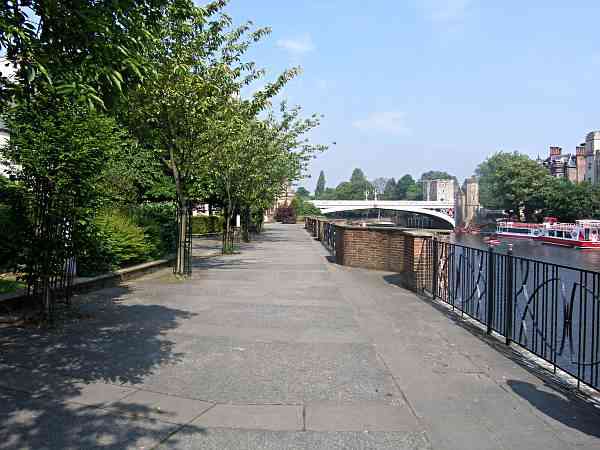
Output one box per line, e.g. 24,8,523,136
454,177,480,227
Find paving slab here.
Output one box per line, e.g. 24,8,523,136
123,336,400,404
192,404,303,431
305,401,420,432
157,428,432,450
0,388,182,450
105,389,214,424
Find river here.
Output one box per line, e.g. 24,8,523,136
452,233,600,272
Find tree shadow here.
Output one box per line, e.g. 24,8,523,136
507,380,600,438
0,285,208,449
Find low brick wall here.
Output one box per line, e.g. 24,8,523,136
306,217,448,294
334,226,406,272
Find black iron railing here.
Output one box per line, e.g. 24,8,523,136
431,239,600,392
322,221,336,255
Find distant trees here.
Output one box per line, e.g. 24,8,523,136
309,168,438,201
315,171,326,198
420,171,456,181
382,178,397,200
371,177,388,197
296,187,310,198
396,175,418,200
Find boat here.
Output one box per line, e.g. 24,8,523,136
496,217,600,249
495,220,542,239
539,219,600,249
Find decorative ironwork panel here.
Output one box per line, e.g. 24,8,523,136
432,239,600,391
322,222,336,255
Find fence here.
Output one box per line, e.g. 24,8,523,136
322,221,336,254
430,239,600,392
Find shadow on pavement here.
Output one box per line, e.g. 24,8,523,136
0,285,207,449
507,380,600,438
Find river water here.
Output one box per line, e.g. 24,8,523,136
453,234,600,273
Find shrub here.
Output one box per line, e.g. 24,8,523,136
0,177,27,272
129,202,177,258
191,215,223,235
290,196,321,217
78,211,154,275
275,205,296,224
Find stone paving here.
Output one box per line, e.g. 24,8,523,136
0,223,599,449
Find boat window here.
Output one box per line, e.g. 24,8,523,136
585,229,590,240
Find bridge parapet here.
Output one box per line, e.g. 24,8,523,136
308,200,455,227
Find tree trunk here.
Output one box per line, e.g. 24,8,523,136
175,203,188,275
241,206,251,243
223,207,236,254
169,146,189,276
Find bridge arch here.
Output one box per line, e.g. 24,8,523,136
308,200,455,228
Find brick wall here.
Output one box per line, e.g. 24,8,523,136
334,226,406,272
305,217,442,295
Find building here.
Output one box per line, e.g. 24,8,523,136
586,131,600,184
576,144,587,183
539,131,600,184
454,177,480,227
540,146,578,182
422,179,455,202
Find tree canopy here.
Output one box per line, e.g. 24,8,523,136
0,0,328,316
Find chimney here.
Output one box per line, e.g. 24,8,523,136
549,146,562,157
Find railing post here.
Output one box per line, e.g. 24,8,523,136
486,244,495,335
504,244,514,345
432,238,439,299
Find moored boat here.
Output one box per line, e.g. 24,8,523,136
495,220,542,239
496,217,600,249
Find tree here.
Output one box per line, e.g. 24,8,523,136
476,151,550,219
420,170,455,181
1,0,173,110
541,179,600,222
202,101,326,249
350,168,367,185
315,170,326,198
371,177,389,197
382,178,397,200
347,168,374,200
406,183,422,200
296,187,310,198
127,2,300,269
2,98,131,315
291,196,321,216
396,174,417,200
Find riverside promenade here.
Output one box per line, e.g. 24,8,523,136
1,224,599,449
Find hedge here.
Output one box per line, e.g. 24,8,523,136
191,215,223,235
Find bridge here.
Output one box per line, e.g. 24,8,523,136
308,199,456,227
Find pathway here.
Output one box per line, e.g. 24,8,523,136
0,224,599,449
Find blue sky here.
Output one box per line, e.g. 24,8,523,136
223,1,600,192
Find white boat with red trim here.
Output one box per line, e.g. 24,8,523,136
496,217,600,249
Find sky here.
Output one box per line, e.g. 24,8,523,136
221,1,600,192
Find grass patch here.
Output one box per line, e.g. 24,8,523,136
0,277,26,294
